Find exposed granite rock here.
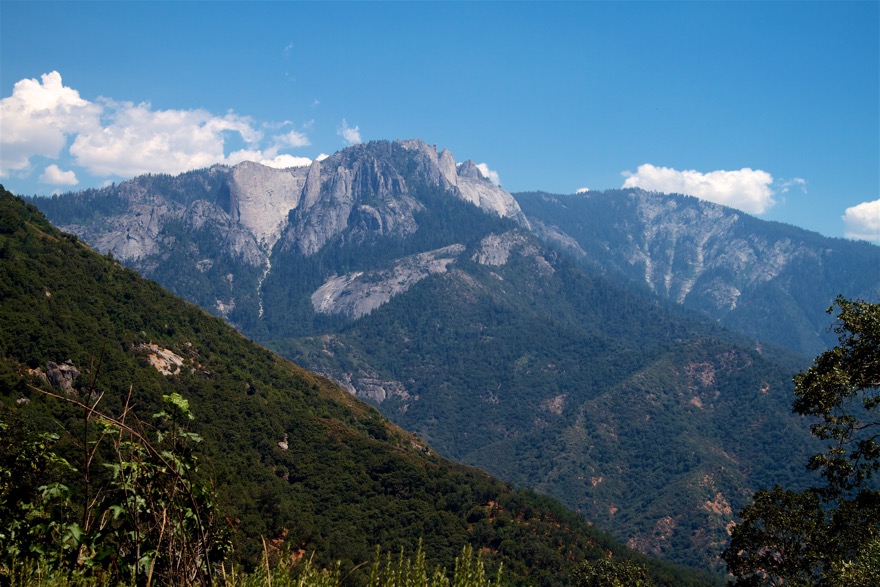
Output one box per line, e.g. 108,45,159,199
316,367,411,405
183,199,265,266
516,188,879,356
227,162,307,251
456,161,530,227
311,244,466,318
349,372,411,403
624,191,815,306
137,343,186,375
528,218,588,259
52,138,527,268
438,148,458,189
281,140,527,256
282,143,429,255
472,231,553,276
45,360,79,395
472,232,531,266
69,199,183,262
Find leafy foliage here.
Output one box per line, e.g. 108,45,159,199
571,558,653,587
365,542,502,587
792,297,880,494
1,388,231,586
722,487,827,586
723,298,880,586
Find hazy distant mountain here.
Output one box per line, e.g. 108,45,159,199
516,190,880,357
29,140,838,573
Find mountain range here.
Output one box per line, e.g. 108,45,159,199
26,139,879,572
516,189,879,357
0,187,718,586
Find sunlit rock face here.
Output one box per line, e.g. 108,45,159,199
227,161,307,251
311,244,466,319
280,139,528,256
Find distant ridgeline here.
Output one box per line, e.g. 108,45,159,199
0,187,719,585
514,190,879,357
24,139,873,573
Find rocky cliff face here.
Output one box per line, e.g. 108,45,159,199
619,191,832,311
39,140,529,329
280,140,528,255
56,139,526,262
311,244,466,319
228,161,307,251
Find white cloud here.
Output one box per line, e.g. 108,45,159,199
69,101,265,176
1,71,312,180
39,164,78,186
316,153,330,162
338,119,361,145
0,71,102,176
576,187,590,194
621,163,776,214
778,177,807,194
272,129,310,149
843,199,880,243
259,154,312,169
475,162,501,186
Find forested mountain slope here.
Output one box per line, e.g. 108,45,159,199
25,141,824,573
515,190,880,357
0,188,716,586
271,230,816,572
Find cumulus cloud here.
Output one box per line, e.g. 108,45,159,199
621,164,776,214
475,163,501,186
69,101,266,177
843,199,880,243
39,164,78,186
576,187,590,194
338,119,361,145
1,71,312,180
0,71,101,176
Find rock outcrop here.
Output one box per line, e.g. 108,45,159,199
45,360,80,395
228,161,307,251
456,161,529,226
137,343,187,375
311,244,466,318
281,140,527,255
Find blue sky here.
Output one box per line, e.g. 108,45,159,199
2,1,878,242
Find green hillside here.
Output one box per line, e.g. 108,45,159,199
0,187,717,585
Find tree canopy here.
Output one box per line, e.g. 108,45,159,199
723,297,880,586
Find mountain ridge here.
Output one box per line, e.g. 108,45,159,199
515,189,879,356
0,187,718,586
25,141,866,572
